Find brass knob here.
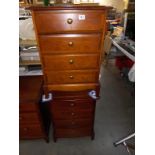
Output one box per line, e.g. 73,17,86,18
71,121,75,125
68,41,73,46
67,18,73,24
69,75,74,79
69,59,74,64
70,103,74,106
24,128,28,131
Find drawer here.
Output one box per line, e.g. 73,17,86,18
34,11,105,34
43,54,100,71
54,119,92,129
45,70,99,84
19,103,38,112
55,128,92,138
51,109,93,120
52,90,93,100
51,89,99,99
51,99,94,110
46,83,99,92
19,112,40,124
20,124,44,139
39,34,101,54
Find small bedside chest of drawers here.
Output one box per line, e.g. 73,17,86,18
50,91,96,142
19,76,50,142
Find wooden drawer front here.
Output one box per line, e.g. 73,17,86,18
20,124,44,139
39,34,101,54
52,109,93,120
54,119,92,129
52,91,93,100
45,70,99,84
19,103,37,112
43,54,100,71
19,113,40,124
34,11,105,34
55,128,92,138
51,99,93,110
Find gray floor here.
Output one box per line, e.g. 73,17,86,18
20,60,135,155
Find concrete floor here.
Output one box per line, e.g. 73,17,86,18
20,60,135,155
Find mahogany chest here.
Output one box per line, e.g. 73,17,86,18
19,76,50,142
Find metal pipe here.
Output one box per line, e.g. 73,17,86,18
114,133,135,146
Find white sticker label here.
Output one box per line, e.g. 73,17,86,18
78,15,85,20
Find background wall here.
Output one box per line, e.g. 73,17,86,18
98,0,129,12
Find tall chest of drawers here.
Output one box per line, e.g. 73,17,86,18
29,5,111,141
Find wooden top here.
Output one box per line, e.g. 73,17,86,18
19,76,43,103
28,4,112,11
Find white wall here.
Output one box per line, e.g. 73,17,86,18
98,0,129,12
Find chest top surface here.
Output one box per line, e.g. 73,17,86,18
19,76,43,103
28,5,112,11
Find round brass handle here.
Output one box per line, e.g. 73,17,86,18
68,41,73,46
70,103,74,106
69,75,74,79
24,128,28,131
69,59,74,64
67,18,73,24
71,121,75,125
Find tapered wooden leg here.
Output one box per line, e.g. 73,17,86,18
45,137,49,143
91,131,95,140
96,85,100,98
53,135,57,143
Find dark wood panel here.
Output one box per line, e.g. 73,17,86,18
51,90,99,99
19,76,43,104
20,124,44,139
19,76,50,142
19,113,40,124
54,119,93,129
19,103,38,112
39,34,101,54
51,99,94,110
51,109,93,120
